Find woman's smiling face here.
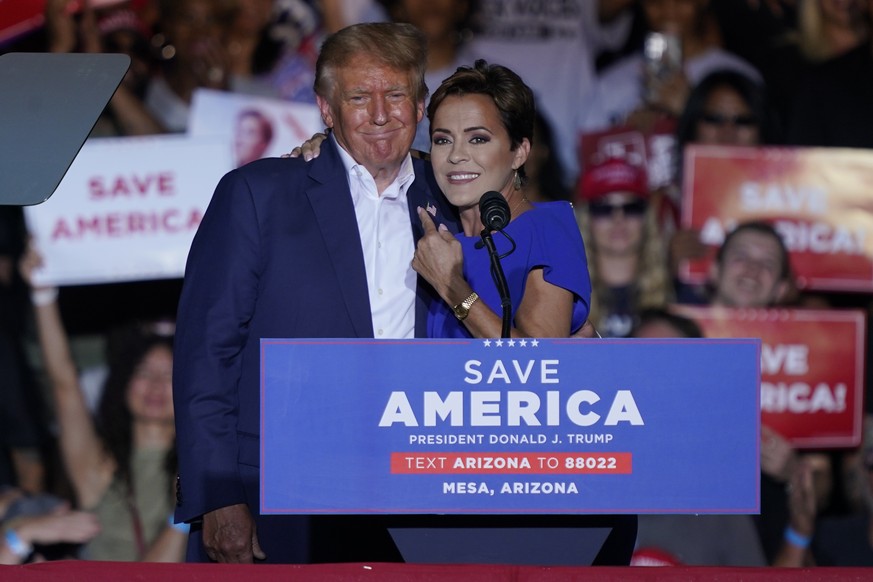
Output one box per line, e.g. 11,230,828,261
430,93,529,211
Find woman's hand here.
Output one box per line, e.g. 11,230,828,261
18,242,58,306
411,207,469,305
571,319,599,338
283,132,329,161
18,242,43,289
12,503,101,546
19,241,59,306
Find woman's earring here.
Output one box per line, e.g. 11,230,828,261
513,170,522,190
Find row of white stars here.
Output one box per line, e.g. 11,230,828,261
482,338,539,347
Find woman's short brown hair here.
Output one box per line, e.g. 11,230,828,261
427,59,535,152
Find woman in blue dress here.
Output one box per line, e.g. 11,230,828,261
412,60,592,339
410,62,638,567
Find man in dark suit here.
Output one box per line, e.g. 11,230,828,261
172,22,455,564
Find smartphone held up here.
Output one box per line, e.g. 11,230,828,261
643,31,682,104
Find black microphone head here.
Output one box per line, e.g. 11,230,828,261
479,191,510,231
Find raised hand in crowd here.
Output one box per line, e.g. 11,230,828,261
44,0,98,54
761,425,799,483
44,0,165,136
634,60,692,127
19,244,185,562
772,456,817,567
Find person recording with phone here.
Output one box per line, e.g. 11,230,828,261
581,0,762,135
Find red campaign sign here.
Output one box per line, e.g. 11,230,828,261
680,144,873,292
0,0,126,46
671,305,866,448
0,0,47,45
578,120,678,194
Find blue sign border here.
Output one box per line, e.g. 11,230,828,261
261,338,760,515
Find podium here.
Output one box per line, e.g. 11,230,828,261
261,338,761,565
388,519,614,565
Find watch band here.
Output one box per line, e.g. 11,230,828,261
453,291,479,321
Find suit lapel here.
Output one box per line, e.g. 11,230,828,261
405,160,458,242
406,159,459,338
307,142,374,338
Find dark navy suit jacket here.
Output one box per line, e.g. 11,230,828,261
172,138,455,562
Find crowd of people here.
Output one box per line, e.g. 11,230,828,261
2,0,873,569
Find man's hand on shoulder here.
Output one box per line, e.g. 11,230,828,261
202,503,266,563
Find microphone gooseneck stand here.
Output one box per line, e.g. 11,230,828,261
479,227,512,339
477,191,515,339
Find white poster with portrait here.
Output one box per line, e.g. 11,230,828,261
188,89,325,168
24,134,233,286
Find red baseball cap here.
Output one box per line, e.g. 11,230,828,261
579,156,649,202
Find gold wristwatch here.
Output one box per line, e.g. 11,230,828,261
452,291,479,321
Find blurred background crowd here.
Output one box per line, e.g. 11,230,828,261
2,0,873,569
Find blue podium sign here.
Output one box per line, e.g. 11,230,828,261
261,338,760,515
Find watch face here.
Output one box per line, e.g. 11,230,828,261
453,292,477,320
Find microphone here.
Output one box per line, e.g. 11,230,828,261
479,191,510,231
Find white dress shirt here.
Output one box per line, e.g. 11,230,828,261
335,136,417,339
